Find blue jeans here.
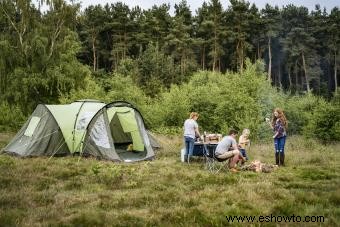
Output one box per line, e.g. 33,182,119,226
184,136,195,157
274,136,286,154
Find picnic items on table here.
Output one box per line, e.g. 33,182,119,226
200,133,222,143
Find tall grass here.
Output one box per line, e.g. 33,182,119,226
0,133,339,226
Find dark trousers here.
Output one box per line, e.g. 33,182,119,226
240,148,248,160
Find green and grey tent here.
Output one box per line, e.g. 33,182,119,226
2,100,155,162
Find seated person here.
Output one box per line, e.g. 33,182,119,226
215,129,246,173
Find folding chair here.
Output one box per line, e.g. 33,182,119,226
203,144,229,173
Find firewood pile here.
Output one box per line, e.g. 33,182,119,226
240,160,278,173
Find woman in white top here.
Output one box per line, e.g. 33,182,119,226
183,112,201,163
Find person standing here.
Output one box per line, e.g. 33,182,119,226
266,108,288,166
183,112,201,163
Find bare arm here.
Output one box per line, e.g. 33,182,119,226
195,127,201,138
273,132,279,138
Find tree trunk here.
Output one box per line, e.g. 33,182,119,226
218,58,221,72
92,34,96,71
288,66,292,90
181,51,185,76
278,60,282,89
335,50,338,93
236,40,243,73
2,7,27,62
240,40,244,73
96,54,99,72
268,37,272,81
47,18,64,62
123,31,127,59
302,52,311,93
295,59,299,90
201,45,206,70
213,29,217,71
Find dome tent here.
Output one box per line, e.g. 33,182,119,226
2,100,155,162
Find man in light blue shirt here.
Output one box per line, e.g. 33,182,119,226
215,129,245,172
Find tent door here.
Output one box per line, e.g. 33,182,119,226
109,110,146,161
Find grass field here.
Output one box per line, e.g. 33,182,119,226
0,133,339,226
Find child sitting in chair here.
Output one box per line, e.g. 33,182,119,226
239,129,250,162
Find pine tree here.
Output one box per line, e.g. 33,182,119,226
194,2,210,70
227,0,251,73
79,5,106,71
203,0,226,72
164,0,196,77
327,7,340,93
261,4,281,81
281,5,320,93
108,2,135,70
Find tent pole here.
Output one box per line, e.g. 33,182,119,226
72,101,86,153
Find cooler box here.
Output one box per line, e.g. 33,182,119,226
181,148,186,162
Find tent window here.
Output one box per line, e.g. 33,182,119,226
24,116,41,137
76,111,96,130
90,115,111,149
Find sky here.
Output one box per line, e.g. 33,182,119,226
75,0,339,14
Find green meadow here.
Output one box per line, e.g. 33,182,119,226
0,133,339,226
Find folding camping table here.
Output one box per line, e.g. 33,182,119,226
192,142,218,157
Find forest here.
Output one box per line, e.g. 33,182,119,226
0,1,340,225
0,0,339,141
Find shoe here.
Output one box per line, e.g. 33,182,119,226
230,168,238,173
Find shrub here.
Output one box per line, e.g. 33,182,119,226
59,73,149,114
0,101,26,131
151,60,278,138
283,94,322,135
303,97,340,141
59,76,106,103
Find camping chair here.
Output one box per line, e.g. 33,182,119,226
203,144,229,173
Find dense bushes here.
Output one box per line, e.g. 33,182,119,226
283,95,322,135
279,93,340,141
2,61,339,142
149,61,276,139
302,94,340,141
59,73,152,126
148,61,340,141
